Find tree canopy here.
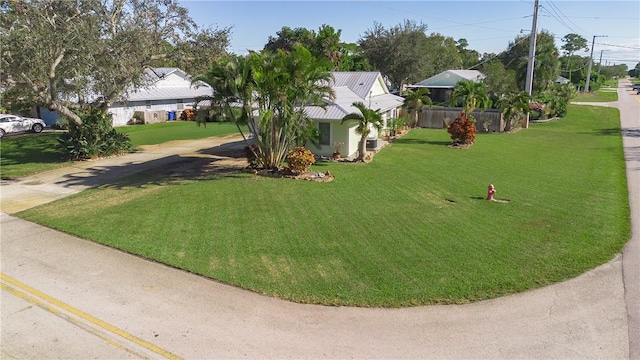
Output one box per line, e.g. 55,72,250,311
264,25,372,72
0,0,230,124
358,20,430,89
500,30,560,95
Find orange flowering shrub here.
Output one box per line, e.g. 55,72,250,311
286,146,315,173
180,108,196,121
447,111,476,144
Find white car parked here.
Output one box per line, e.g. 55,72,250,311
0,114,46,139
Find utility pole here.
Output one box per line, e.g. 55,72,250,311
597,49,608,74
523,0,539,129
585,35,607,92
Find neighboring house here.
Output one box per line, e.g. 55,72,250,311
39,67,211,127
305,72,404,158
556,76,571,84
410,70,486,103
109,68,212,126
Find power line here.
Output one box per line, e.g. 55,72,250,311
561,15,639,20
596,43,640,50
466,35,530,70
545,0,591,36
540,4,581,36
361,1,526,34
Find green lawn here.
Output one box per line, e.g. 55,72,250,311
118,121,243,147
18,105,630,307
573,89,618,102
0,121,243,179
0,132,72,179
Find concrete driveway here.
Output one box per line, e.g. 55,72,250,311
1,82,639,359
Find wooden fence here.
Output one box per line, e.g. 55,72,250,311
407,107,506,133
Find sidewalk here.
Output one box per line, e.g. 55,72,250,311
1,84,639,358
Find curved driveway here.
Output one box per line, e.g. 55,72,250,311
1,81,639,359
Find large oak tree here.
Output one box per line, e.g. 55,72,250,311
1,0,230,125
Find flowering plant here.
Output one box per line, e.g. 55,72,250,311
180,109,196,121
286,146,316,173
529,102,544,112
446,111,476,144
332,141,344,154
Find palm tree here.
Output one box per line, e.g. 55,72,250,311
342,102,384,161
403,88,432,128
192,55,254,143
496,91,531,132
250,45,335,169
196,47,334,170
449,80,491,114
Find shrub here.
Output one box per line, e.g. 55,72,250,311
180,108,196,121
529,110,542,120
534,84,575,119
58,107,132,160
286,146,315,173
446,112,476,144
52,118,69,130
129,111,145,125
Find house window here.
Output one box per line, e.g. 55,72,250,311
145,100,151,109
177,99,184,110
318,122,330,146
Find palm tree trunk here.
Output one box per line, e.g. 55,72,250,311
359,134,368,161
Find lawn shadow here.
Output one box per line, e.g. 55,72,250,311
393,138,450,146
0,133,67,167
592,128,640,137
53,140,251,190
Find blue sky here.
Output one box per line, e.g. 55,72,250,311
180,0,640,69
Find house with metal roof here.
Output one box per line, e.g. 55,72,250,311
38,67,211,126
410,70,486,103
304,72,404,158
108,68,212,126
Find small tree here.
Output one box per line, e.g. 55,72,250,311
341,102,384,161
496,92,531,132
449,80,491,115
402,88,432,128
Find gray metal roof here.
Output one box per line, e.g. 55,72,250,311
146,68,184,80
448,70,485,81
413,70,485,88
303,83,404,121
127,84,212,102
330,72,383,99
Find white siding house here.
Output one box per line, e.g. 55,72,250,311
109,68,212,126
305,72,404,158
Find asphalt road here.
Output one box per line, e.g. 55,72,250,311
1,80,639,359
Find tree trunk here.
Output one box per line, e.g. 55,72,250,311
359,134,368,161
49,102,82,125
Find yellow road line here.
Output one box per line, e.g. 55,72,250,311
1,273,181,360
1,282,149,359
